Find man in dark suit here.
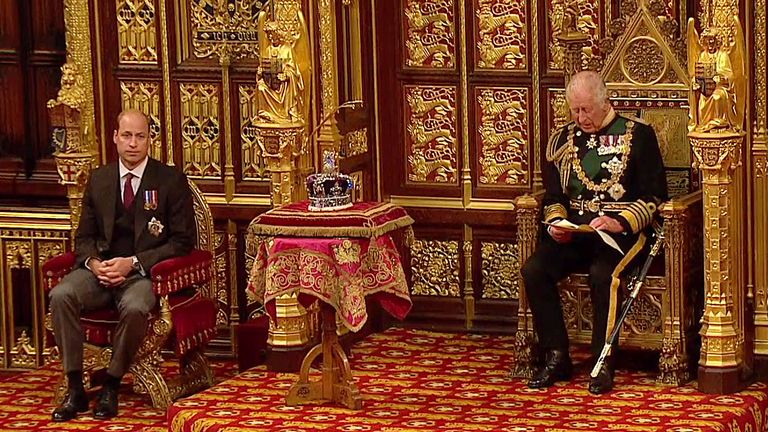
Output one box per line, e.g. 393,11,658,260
522,71,668,394
50,109,196,421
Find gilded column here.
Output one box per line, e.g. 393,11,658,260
510,194,538,378
253,1,314,366
751,0,768,355
316,0,343,159
49,0,99,235
254,1,313,206
687,14,748,392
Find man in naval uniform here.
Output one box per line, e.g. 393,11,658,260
521,71,668,394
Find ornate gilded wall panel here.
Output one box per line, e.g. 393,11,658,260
116,0,158,64
344,129,369,158
480,242,520,299
180,83,222,179
0,212,70,369
474,0,527,70
405,85,458,184
475,87,529,186
120,81,162,160
547,0,600,71
238,84,268,181
410,239,460,296
183,0,266,60
403,0,456,68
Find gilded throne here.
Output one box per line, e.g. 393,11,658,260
512,1,703,385
42,178,218,409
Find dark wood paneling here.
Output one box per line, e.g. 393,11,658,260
28,0,65,52
0,66,26,159
0,0,65,201
0,1,21,50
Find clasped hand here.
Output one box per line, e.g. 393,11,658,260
90,257,133,287
548,215,623,244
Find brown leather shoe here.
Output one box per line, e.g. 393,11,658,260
51,389,89,422
93,386,118,419
527,349,573,389
588,362,615,394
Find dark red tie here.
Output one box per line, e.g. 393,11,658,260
123,173,135,209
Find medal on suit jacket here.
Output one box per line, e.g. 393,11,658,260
148,217,164,237
144,190,158,211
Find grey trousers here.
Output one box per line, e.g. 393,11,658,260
49,267,156,378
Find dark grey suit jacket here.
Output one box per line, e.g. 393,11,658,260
74,157,197,273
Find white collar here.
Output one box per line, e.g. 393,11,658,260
119,156,149,180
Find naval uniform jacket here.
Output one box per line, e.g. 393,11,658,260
542,114,668,251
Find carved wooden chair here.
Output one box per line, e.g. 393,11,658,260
42,179,217,409
511,3,703,385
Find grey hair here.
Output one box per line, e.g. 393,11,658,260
565,71,608,105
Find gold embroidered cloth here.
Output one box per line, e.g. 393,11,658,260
247,202,413,332
248,235,411,332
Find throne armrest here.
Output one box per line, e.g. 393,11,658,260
42,252,76,291
659,190,703,216
151,249,214,296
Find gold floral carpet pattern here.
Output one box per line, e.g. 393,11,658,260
0,328,766,431
169,328,768,432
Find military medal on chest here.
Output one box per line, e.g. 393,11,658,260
143,190,158,211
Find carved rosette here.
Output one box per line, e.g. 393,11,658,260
255,123,308,206
410,239,460,296
689,131,744,369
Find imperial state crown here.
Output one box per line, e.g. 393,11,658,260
306,151,354,211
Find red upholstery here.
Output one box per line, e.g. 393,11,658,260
43,249,215,354
151,249,214,296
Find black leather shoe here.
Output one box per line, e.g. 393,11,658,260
527,349,573,389
588,362,615,394
51,389,89,422
93,386,119,419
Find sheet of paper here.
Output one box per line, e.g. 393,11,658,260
543,219,625,255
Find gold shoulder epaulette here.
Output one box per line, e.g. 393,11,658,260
545,122,572,162
623,114,648,126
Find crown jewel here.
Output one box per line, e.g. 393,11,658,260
306,151,354,211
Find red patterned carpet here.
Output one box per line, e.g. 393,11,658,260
1,328,767,431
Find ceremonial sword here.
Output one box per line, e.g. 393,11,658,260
590,227,665,378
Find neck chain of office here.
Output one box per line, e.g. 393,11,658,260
566,122,634,194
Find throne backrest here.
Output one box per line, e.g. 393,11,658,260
187,179,217,305
597,2,695,197
188,179,214,253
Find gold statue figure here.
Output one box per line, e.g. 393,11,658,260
687,17,747,133
256,8,312,125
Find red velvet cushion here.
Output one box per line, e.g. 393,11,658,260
151,249,213,296
42,252,76,291
248,200,414,238
80,292,217,354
